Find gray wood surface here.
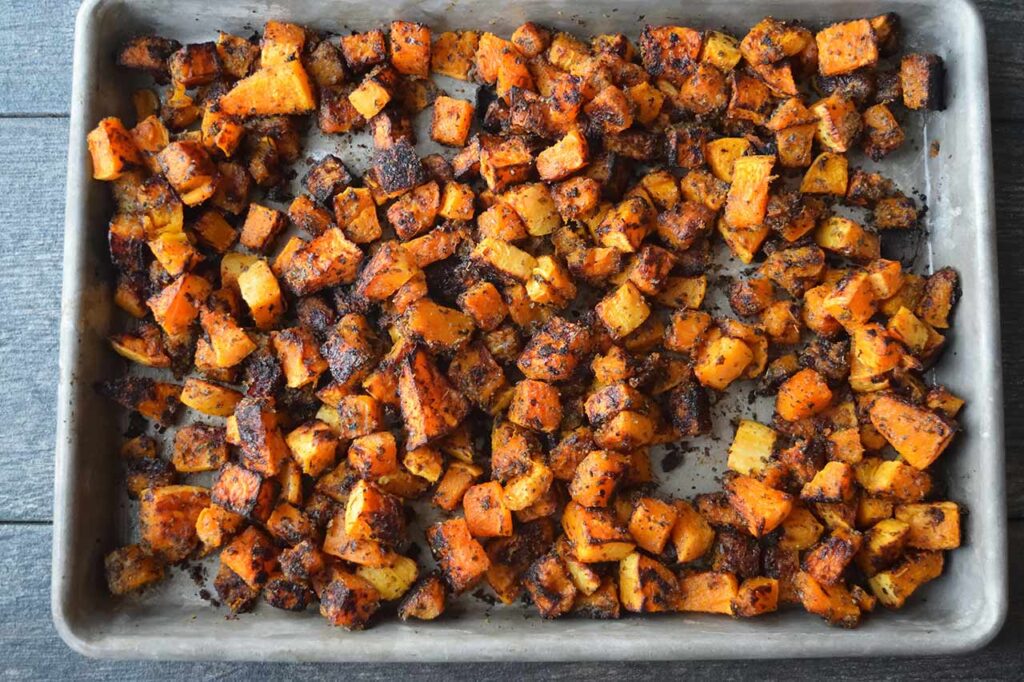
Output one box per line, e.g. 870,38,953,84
0,0,1021,677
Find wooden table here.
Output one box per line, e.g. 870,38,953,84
1,1,1021,677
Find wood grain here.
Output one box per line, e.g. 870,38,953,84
5,523,1020,679
0,118,67,522
0,0,76,115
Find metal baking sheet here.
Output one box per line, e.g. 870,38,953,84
53,0,1006,661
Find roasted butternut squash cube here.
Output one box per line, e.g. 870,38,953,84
178,377,240,417
105,545,166,595
472,237,537,282
430,96,475,147
139,485,210,562
459,281,508,331
619,552,680,613
869,396,954,469
236,260,285,329
596,282,650,339
794,571,860,627
869,550,943,608
562,501,636,563
269,326,327,389
724,474,793,537
400,297,474,353
348,431,398,480
776,368,832,422
345,479,404,546
811,94,861,153
724,155,775,229
432,31,479,80
900,53,944,111
88,117,144,180
695,336,753,391
399,348,470,448
815,19,878,76
677,571,740,614
171,423,227,473
427,517,491,593
464,481,514,538
398,573,448,620
320,568,381,629
918,267,959,329
567,450,628,508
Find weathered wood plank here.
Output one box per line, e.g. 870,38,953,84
992,120,1024,517
0,0,76,115
2,522,1020,678
977,0,1024,121
0,0,1022,119
0,118,68,521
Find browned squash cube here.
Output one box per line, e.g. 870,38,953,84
271,326,328,389
431,96,475,147
286,420,338,478
345,479,405,546
427,517,491,593
157,140,218,206
347,431,398,480
900,53,944,110
568,450,629,507
803,527,863,584
811,94,862,153
524,552,577,618
398,573,448,621
894,502,961,550
88,117,144,180
479,135,533,192
97,376,181,425
628,497,679,555
671,500,716,563
794,571,860,627
105,544,166,595
725,474,793,537
304,154,353,204
234,397,290,476
171,424,227,473
318,84,367,134
341,29,387,72
398,347,470,448
117,35,181,79
464,481,514,538
319,568,382,629
139,485,210,562
387,181,440,240
180,377,242,417
508,379,562,434
814,19,878,77
240,203,286,252
677,571,740,614
562,500,636,563
211,462,277,521
619,552,681,613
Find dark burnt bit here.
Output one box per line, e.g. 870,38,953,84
712,528,763,579
303,154,353,205
321,323,380,387
602,129,661,163
279,539,326,585
370,107,416,150
488,518,556,570
482,98,512,134
421,153,454,184
304,492,343,531
668,375,711,437
295,295,338,340
814,72,876,106
370,139,427,194
125,457,176,499
799,338,851,384
214,563,258,614
508,88,553,138
242,347,285,397
263,575,315,611
660,443,685,473
96,376,179,425
117,35,182,82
